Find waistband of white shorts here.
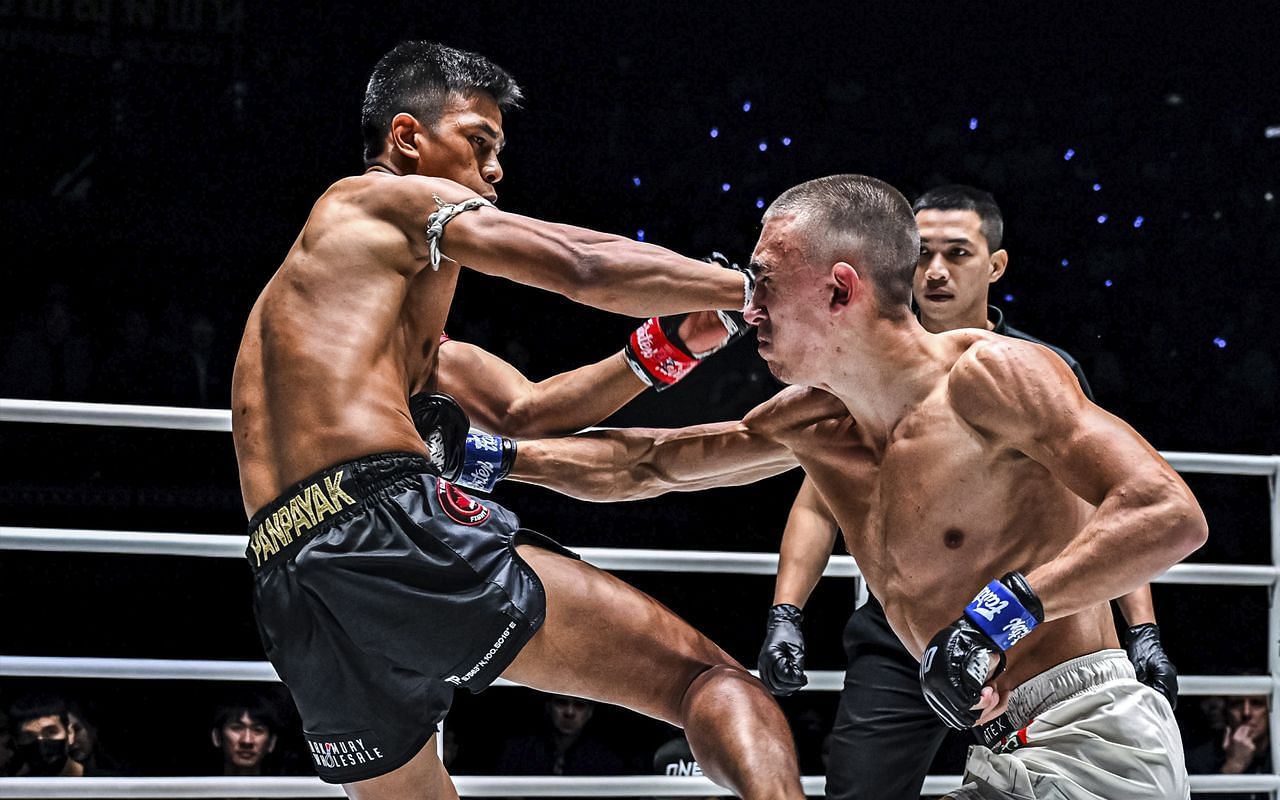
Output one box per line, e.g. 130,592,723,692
1004,648,1134,729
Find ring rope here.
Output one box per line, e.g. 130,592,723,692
0,773,1275,797
0,527,853,576
2,398,1278,476
0,399,232,432
1,655,1271,698
2,527,1275,586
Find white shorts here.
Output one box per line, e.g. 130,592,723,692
947,649,1188,800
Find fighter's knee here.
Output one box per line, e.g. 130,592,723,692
679,662,766,714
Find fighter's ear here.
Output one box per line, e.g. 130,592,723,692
388,113,424,161
831,262,859,310
988,249,1009,283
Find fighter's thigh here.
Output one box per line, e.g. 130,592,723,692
502,544,736,725
344,736,458,800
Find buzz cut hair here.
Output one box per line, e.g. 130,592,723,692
764,174,920,315
912,184,1004,251
361,41,523,163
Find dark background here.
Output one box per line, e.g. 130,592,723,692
1,0,1277,782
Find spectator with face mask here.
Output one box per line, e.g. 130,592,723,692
7,694,87,777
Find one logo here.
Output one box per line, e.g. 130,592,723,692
664,759,703,777
437,479,490,526
921,645,937,674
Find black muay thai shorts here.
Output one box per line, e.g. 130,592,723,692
247,451,576,783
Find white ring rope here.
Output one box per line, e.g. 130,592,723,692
0,774,1275,797
4,398,1279,796
0,399,233,432
2,527,1275,586
0,654,1271,698
2,398,1278,476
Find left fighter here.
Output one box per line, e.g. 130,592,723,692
231,41,803,800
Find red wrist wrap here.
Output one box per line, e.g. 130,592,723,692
629,317,698,386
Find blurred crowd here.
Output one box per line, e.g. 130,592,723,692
3,683,1270,800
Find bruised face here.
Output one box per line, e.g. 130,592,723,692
913,209,1006,332
411,91,506,203
214,712,276,772
745,214,836,386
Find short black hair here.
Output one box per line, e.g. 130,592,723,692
7,694,70,735
361,41,523,163
211,692,282,733
912,184,1004,250
765,175,920,315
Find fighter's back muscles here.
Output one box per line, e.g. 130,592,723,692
234,175,446,513
948,337,1208,620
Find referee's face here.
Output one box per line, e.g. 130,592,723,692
913,209,1006,333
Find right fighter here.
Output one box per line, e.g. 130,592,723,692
755,185,1179,800
508,174,1207,799
233,41,803,800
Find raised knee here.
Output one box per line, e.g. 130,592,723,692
678,663,762,715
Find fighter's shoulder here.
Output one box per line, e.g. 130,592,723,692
947,331,1082,431
316,174,488,225
744,386,848,440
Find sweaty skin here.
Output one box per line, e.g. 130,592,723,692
511,213,1206,723
233,175,745,515
432,309,737,439
232,89,802,800
772,206,1161,644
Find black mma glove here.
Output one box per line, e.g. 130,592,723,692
1125,623,1179,709
920,572,1044,730
757,604,808,695
622,253,751,391
408,392,470,480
